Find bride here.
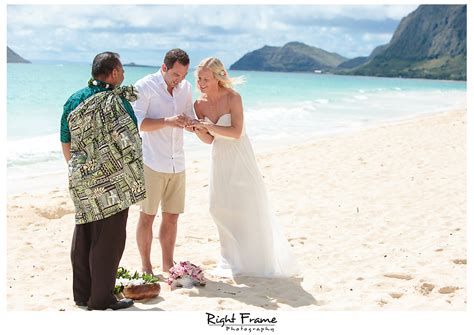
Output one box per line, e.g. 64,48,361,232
189,57,299,278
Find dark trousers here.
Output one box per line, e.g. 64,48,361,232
70,208,128,310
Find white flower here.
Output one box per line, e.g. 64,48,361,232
116,278,130,286
129,278,146,286
115,277,146,287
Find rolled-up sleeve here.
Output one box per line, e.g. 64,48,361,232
131,80,149,130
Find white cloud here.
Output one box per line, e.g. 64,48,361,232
7,4,419,65
362,32,392,43
14,29,33,37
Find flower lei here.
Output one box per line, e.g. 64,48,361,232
88,78,138,102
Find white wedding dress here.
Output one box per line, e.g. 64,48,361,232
205,113,299,278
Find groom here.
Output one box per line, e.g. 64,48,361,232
132,48,195,275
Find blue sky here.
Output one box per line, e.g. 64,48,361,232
7,4,418,67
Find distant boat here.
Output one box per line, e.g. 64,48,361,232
314,69,322,74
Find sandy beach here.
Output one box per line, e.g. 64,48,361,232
6,108,466,311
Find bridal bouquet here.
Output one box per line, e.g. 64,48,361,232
115,267,161,300
167,261,206,288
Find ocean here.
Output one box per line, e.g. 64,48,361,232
7,63,466,191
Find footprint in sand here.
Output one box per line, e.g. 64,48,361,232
452,259,466,265
384,273,413,280
34,206,74,220
389,292,403,299
216,299,226,310
438,286,459,294
377,299,388,307
417,283,435,295
185,236,205,243
202,259,216,266
288,237,307,245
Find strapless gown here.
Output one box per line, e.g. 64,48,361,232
205,113,299,278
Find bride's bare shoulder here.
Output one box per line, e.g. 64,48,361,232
194,96,208,110
194,97,208,118
225,89,242,107
223,89,242,105
195,96,207,104
225,88,240,98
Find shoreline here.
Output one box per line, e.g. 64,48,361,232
250,105,466,155
7,106,466,196
228,69,467,83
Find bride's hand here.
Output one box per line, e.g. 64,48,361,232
184,125,196,132
197,120,214,130
194,126,208,135
194,123,209,133
183,119,206,134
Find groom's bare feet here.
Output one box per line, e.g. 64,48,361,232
162,260,176,273
154,273,168,282
141,267,168,282
142,266,154,275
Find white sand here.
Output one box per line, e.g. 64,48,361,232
6,109,466,311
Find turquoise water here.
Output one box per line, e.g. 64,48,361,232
7,63,466,179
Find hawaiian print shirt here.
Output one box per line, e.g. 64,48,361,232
66,84,146,224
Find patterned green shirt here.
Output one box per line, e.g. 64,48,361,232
61,79,137,143
66,84,146,224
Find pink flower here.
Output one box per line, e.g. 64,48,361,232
167,260,206,287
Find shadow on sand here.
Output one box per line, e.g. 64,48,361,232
185,276,319,310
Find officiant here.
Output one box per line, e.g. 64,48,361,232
60,52,146,310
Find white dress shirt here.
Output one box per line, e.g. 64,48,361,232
132,70,195,173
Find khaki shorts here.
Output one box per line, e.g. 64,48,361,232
140,165,186,215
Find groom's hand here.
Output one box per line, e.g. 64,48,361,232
184,125,196,132
164,115,189,128
183,117,202,132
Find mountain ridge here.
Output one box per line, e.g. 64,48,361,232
349,5,466,80
7,46,30,63
230,5,466,80
230,41,347,72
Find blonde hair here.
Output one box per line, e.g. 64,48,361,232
195,57,245,89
